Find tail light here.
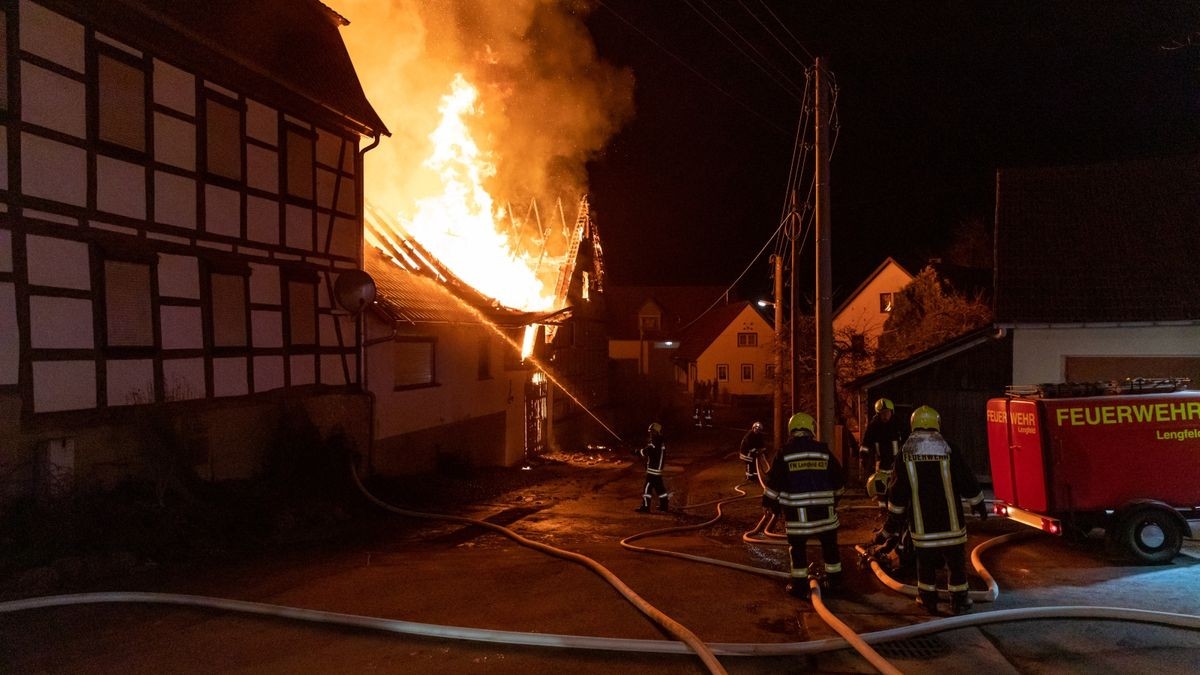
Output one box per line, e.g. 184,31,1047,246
993,503,1009,517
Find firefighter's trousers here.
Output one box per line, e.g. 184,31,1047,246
785,528,841,582
642,474,668,508
915,544,969,595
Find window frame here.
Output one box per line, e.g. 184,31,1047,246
205,262,250,351
203,92,244,182
740,363,754,381
880,292,895,313
284,124,316,202
393,336,437,391
736,332,758,347
716,363,729,382
95,46,148,155
283,271,318,348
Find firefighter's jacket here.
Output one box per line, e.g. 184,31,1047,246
762,435,845,536
635,438,665,476
884,430,984,549
738,429,766,462
861,413,907,471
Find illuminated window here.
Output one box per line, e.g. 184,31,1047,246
210,272,247,347
286,128,314,200
394,337,436,389
286,279,317,346
639,314,660,331
737,332,758,347
741,364,753,381
880,292,895,313
98,53,145,151
105,260,153,347
716,364,729,382
206,97,242,180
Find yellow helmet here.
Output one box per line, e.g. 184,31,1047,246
787,412,815,436
911,405,940,431
648,422,663,435
874,398,894,413
866,470,892,499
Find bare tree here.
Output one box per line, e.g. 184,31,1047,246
876,267,992,367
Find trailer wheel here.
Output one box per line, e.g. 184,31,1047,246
1114,507,1183,564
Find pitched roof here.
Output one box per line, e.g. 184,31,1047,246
604,285,732,340
834,257,913,317
995,155,1200,323
675,302,763,363
71,0,387,137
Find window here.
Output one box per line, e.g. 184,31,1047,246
210,272,247,347
716,364,729,382
880,292,895,313
206,97,242,180
98,53,145,151
639,314,660,331
477,337,491,380
741,364,753,381
737,332,758,347
105,260,153,347
285,128,314,200
394,337,435,388
765,364,776,380
286,279,317,346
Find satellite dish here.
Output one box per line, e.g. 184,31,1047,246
333,269,377,315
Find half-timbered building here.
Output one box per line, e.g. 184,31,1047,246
0,0,387,500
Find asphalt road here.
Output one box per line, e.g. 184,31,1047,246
3,425,1199,673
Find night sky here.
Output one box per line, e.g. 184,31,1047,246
583,1,1200,300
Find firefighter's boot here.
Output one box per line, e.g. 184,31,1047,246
658,495,670,512
635,499,650,513
916,590,941,616
785,579,809,599
951,591,973,615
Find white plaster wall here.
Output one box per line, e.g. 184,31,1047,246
833,263,913,344
247,196,279,244
20,1,84,74
0,229,11,273
160,305,202,349
695,306,774,396
246,99,277,145
205,185,240,237
157,254,199,298
247,145,278,193
251,310,282,348
254,355,285,392
0,283,17,384
154,171,196,229
22,133,86,206
153,114,195,170
152,59,194,115
213,357,248,397
162,357,205,400
33,360,95,412
285,204,312,250
609,339,640,360
316,128,341,167
316,168,336,212
320,354,346,385
21,62,85,137
319,314,339,347
0,133,8,190
29,296,92,348
96,156,145,219
106,358,154,405
26,235,89,289
290,354,315,386
248,263,280,304
1012,325,1200,384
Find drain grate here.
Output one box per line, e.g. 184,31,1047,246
873,634,950,660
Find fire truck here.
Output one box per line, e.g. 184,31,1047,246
986,378,1200,563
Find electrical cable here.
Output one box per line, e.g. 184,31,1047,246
683,0,807,98
753,0,815,61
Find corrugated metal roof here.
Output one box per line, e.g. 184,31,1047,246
995,155,1200,323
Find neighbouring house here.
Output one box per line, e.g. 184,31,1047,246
832,256,913,349
0,0,387,501
850,154,1200,479
674,301,775,404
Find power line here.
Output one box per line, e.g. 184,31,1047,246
736,0,811,68
595,0,793,137
684,0,806,99
754,0,816,61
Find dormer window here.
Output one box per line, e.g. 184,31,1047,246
640,314,660,331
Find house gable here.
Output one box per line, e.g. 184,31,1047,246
833,257,913,343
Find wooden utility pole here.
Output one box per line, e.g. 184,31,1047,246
814,57,835,444
772,253,784,449
787,190,800,421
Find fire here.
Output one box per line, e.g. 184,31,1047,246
388,74,553,313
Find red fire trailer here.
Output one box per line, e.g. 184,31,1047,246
987,379,1200,563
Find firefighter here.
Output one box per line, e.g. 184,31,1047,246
860,397,906,509
633,422,669,513
880,405,987,615
738,421,767,481
762,412,845,598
